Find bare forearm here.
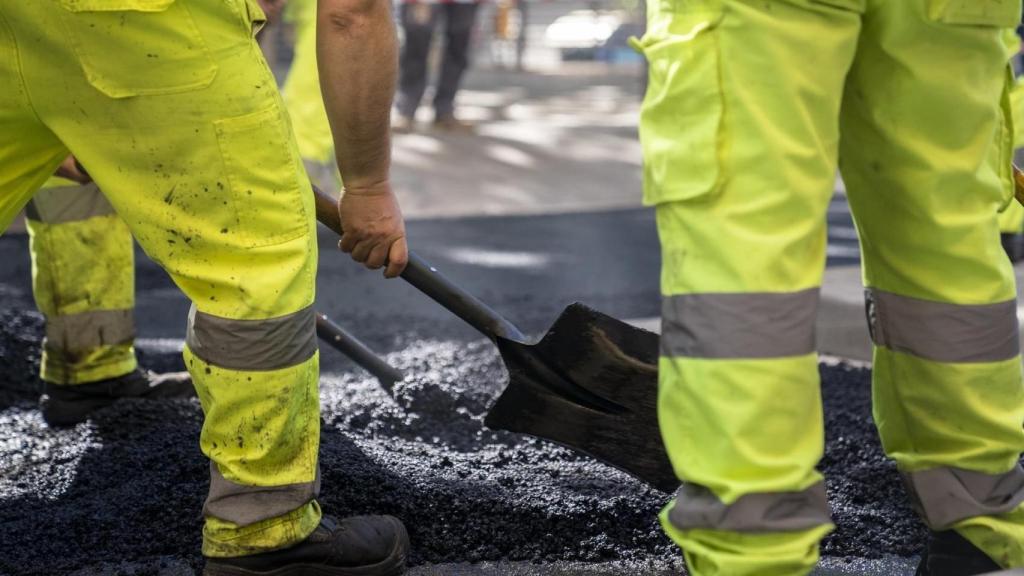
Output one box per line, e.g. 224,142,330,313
316,0,397,191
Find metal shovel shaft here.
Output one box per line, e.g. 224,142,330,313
312,185,526,343
315,311,404,386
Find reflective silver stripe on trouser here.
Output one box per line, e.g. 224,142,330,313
186,304,318,371
661,288,819,358
45,309,135,355
668,482,832,532
903,465,1024,530
25,183,115,224
864,288,1019,363
187,304,319,525
204,463,322,527
661,290,827,531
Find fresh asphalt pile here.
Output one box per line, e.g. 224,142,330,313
0,301,931,576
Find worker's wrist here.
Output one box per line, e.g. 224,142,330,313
342,179,393,197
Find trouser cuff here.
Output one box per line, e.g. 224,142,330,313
203,500,322,558
39,345,137,385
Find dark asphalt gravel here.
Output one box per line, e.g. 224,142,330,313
1,302,928,576
0,209,914,575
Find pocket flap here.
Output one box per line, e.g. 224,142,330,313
59,0,175,12
633,10,723,55
637,9,725,206
929,0,1021,27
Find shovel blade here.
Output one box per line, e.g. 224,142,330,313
484,303,678,492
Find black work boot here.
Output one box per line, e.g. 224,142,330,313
203,515,410,576
40,368,194,427
916,530,1002,576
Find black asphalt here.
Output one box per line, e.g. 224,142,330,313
1,207,919,576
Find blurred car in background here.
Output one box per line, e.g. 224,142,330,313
544,9,642,62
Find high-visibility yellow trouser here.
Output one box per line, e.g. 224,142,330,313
0,0,322,557
999,76,1024,233
637,0,1024,574
26,177,138,384
281,0,340,192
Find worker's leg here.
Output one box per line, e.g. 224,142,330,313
396,3,439,120
840,0,1024,567
6,0,321,556
0,10,67,232
26,181,137,385
281,0,340,192
999,34,1024,256
639,0,861,574
432,2,478,120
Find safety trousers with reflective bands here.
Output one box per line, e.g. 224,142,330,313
0,0,322,557
637,0,1024,574
27,178,138,385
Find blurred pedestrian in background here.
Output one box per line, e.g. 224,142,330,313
394,0,481,132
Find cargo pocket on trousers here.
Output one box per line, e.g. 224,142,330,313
927,0,1021,27
57,0,217,99
225,0,268,37
632,10,725,206
214,107,308,248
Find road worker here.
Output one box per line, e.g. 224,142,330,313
0,0,410,574
281,0,341,192
24,0,335,427
25,166,193,427
636,1,1024,575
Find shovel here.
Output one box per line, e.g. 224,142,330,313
313,186,677,492
315,310,405,389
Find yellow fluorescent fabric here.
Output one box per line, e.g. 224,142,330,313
956,504,1024,569
657,355,825,502
1014,78,1024,148
1002,72,1024,233
188,347,320,490
998,200,1023,234
661,505,833,576
281,0,337,166
0,0,321,556
204,500,322,557
26,182,137,384
27,212,137,384
641,0,1024,572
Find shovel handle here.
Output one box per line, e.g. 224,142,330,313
312,185,526,343
315,311,405,386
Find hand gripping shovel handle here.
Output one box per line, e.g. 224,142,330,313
312,185,526,343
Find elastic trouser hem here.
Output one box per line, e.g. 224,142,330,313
660,502,833,576
203,500,322,558
39,347,137,386
953,503,1024,569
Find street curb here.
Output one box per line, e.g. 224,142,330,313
817,265,872,362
